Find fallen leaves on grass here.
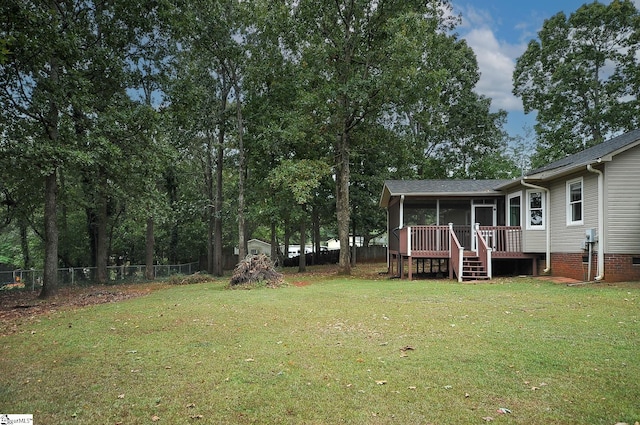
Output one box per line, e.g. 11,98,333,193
0,284,162,336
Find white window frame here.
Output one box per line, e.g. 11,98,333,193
566,177,584,226
526,189,545,230
507,192,521,227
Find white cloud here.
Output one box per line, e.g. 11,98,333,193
463,28,526,113
456,4,528,113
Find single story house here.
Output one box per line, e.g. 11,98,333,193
380,129,640,282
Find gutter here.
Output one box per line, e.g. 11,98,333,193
586,164,604,281
520,180,551,273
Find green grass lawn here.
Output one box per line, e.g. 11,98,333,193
1,266,638,424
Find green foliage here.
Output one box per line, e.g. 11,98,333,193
0,0,537,280
268,159,331,206
513,0,640,166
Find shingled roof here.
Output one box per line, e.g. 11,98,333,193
380,179,512,207
380,129,640,207
524,129,640,180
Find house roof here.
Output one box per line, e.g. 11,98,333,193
380,179,512,207
380,129,640,207
522,129,640,181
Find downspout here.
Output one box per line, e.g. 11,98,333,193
520,180,551,273
386,208,390,270
587,164,604,281
399,195,405,229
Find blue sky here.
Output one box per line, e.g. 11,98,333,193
453,0,640,140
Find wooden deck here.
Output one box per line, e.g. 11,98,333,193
391,225,538,281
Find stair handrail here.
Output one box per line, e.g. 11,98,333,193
449,223,464,282
475,223,492,279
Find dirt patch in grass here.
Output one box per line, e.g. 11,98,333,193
0,283,165,336
282,262,390,282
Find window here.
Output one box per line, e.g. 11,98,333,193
526,190,545,230
508,194,521,226
567,178,583,225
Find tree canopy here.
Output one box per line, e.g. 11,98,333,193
1,0,522,295
513,0,640,167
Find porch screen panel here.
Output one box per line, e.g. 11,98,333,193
404,201,437,226
439,201,470,225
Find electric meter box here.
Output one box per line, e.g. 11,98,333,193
585,228,597,242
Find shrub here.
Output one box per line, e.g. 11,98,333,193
229,254,285,288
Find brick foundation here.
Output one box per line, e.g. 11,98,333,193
550,252,640,282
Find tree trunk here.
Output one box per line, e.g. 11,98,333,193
298,215,306,273
87,206,97,267
213,129,224,276
205,134,215,275
284,219,290,263
270,221,279,266
39,57,60,299
212,78,230,277
95,194,109,284
40,171,58,299
59,172,70,267
235,80,247,261
145,216,154,280
19,218,31,269
166,168,179,264
336,132,351,275
312,206,320,265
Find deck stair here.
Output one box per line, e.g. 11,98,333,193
461,253,489,281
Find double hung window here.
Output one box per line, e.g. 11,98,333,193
526,190,545,230
567,178,583,225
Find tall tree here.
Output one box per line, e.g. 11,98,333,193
1,1,97,296
289,0,456,274
1,1,169,294
513,0,640,166
167,0,249,274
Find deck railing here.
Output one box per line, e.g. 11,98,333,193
399,225,451,256
479,226,522,253
399,225,522,256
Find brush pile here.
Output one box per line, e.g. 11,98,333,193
229,254,285,288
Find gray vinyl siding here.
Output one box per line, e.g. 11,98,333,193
604,145,640,253
548,171,599,253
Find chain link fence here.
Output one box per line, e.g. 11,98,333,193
0,262,200,291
